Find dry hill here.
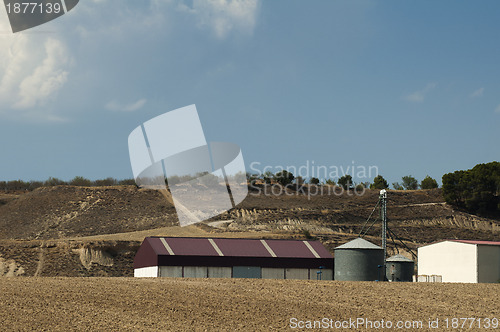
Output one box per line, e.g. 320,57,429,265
0,185,499,277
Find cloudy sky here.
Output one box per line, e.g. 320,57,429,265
1,0,499,186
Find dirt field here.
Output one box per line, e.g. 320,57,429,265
0,277,499,331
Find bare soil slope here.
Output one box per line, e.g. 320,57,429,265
0,277,498,331
0,185,499,277
1,186,498,243
0,186,178,239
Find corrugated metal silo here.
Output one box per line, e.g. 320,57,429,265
334,238,384,281
385,254,414,282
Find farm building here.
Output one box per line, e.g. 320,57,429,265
134,237,333,280
334,238,384,281
418,240,500,283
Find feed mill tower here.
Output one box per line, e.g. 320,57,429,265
334,190,415,282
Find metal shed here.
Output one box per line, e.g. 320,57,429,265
334,238,384,281
134,237,334,280
418,239,500,283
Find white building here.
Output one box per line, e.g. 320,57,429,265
417,240,500,283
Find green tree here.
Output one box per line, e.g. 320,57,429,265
338,175,353,189
309,177,320,185
263,171,274,184
442,162,500,214
44,177,66,186
70,176,92,187
118,179,136,186
246,173,260,183
28,180,44,190
166,175,181,186
275,170,295,186
6,180,29,191
402,175,419,190
325,179,336,186
392,182,404,190
197,172,221,187
355,183,367,191
421,175,438,189
370,175,388,189
94,177,118,186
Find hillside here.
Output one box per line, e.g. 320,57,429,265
0,185,499,277
0,186,178,240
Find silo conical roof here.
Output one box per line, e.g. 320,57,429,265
335,238,382,250
386,254,413,262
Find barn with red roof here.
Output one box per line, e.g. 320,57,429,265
134,237,333,280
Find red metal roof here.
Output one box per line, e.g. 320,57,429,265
148,237,170,255
449,239,500,246
134,237,334,269
139,237,333,258
265,239,315,258
167,237,219,256
213,238,272,257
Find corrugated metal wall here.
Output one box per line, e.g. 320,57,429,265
232,266,261,279
159,266,182,278
208,267,232,278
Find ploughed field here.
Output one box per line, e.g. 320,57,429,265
1,277,499,331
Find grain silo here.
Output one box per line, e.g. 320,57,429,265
334,238,384,281
385,254,414,282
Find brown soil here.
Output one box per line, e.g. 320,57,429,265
0,185,499,277
0,186,499,330
0,277,498,331
0,186,178,240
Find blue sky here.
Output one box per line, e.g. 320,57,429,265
0,0,499,187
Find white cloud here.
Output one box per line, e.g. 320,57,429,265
495,104,500,113
179,0,260,39
13,39,71,109
403,82,437,103
105,99,147,112
0,0,259,122
470,87,484,98
0,14,73,120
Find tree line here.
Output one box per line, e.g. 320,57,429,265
4,161,499,217
0,177,136,191
0,173,442,192
246,172,439,191
442,161,500,215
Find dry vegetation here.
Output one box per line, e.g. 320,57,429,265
0,185,499,277
1,185,499,330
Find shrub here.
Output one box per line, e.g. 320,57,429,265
370,175,388,189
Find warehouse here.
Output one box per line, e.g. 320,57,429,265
418,239,500,283
134,237,333,280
